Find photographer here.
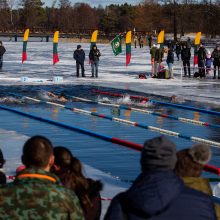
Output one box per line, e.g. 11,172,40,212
89,45,101,78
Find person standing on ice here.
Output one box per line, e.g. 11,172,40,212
211,45,220,79
181,44,191,77
166,47,174,79
198,43,206,78
0,41,6,70
73,45,85,77
150,44,157,77
89,45,101,78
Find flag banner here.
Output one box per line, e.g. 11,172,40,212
194,32,201,45
111,35,122,56
53,31,59,65
157,30,165,44
89,30,98,63
22,29,29,63
194,32,201,65
126,31,131,66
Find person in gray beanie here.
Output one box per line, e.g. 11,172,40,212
104,136,217,220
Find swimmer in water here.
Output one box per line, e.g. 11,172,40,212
47,92,68,102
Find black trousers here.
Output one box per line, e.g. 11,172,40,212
76,62,85,77
183,60,191,77
213,65,220,78
198,60,205,77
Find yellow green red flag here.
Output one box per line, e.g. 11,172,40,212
53,31,59,65
126,31,131,66
22,29,29,63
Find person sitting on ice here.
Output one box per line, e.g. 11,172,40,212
104,135,217,220
47,91,68,102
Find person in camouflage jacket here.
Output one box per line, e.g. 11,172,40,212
0,135,84,220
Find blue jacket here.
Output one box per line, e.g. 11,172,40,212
73,49,85,64
104,171,216,220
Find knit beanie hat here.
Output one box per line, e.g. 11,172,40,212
140,135,177,172
189,143,211,165
0,149,5,168
175,143,211,177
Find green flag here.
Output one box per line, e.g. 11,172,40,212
111,35,122,56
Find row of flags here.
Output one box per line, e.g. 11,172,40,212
21,29,201,67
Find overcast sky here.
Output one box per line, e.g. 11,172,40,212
42,0,141,7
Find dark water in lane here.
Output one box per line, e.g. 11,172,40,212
0,85,220,182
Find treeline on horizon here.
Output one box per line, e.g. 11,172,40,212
0,0,220,38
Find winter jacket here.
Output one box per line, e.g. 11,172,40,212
212,49,220,66
0,169,6,184
0,46,6,57
182,177,220,220
175,44,181,54
206,57,212,67
155,48,164,63
56,170,103,220
198,47,206,61
181,47,191,61
89,48,101,62
166,49,174,64
150,47,157,59
0,168,84,220
74,49,85,64
104,171,216,220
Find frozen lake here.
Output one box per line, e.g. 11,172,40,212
1,41,220,217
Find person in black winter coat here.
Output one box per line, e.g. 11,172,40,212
0,41,6,70
175,41,181,61
89,45,101,78
211,46,220,79
104,135,217,220
73,45,85,77
198,43,206,78
166,47,174,78
181,44,191,77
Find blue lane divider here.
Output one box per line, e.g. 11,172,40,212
94,89,220,117
151,99,220,117
0,104,143,151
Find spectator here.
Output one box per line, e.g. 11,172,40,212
104,135,217,220
211,46,220,79
89,45,101,78
175,144,220,219
0,136,84,219
154,44,164,77
181,44,191,77
186,37,191,49
52,146,103,220
133,34,137,48
73,45,85,77
150,44,157,77
166,47,174,79
175,41,181,61
205,50,212,76
198,43,206,78
0,149,6,184
138,35,144,48
148,35,152,48
0,41,6,70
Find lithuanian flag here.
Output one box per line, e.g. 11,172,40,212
126,31,131,66
53,31,59,65
194,32,201,65
22,29,29,64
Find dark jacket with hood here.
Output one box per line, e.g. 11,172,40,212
73,49,85,64
89,48,101,62
181,47,191,61
0,46,6,57
166,49,174,64
104,171,216,220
